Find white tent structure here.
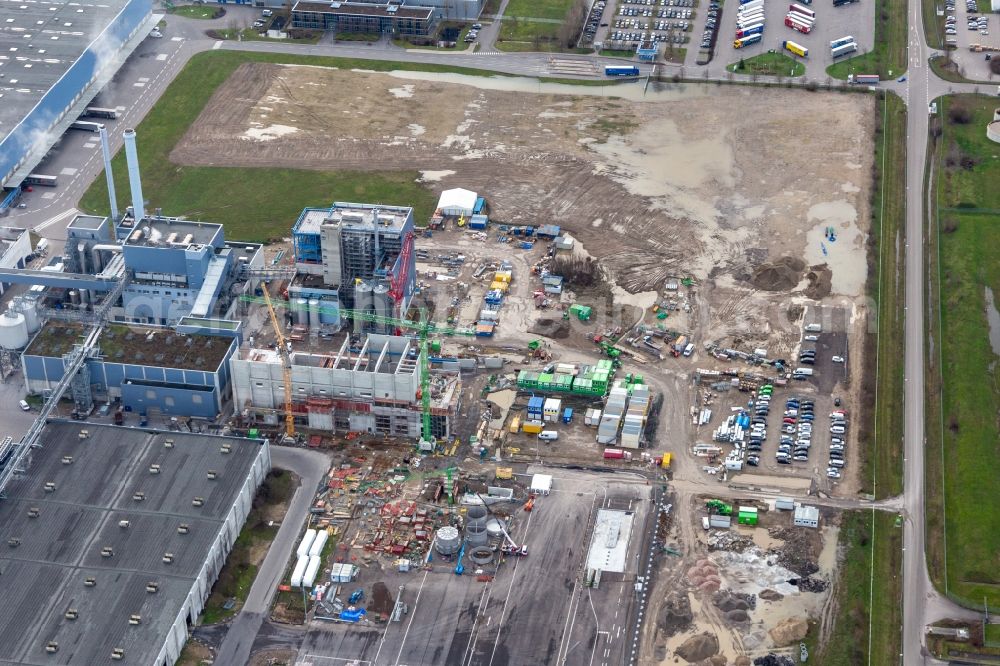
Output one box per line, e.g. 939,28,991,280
436,188,477,217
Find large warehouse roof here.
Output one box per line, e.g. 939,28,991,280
0,0,156,188
0,421,269,665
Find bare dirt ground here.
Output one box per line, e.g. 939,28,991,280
173,63,873,300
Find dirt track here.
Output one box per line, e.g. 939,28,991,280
173,63,874,299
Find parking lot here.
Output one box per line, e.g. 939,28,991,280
602,0,695,51
940,0,1000,81
705,0,876,75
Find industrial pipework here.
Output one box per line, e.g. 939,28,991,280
122,129,144,221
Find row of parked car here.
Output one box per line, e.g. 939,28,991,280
582,2,606,42
775,396,816,465
744,384,775,467
700,0,722,50
827,410,849,479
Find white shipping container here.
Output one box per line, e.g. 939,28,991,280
302,554,322,588
290,555,309,588
309,530,329,557
480,309,500,321
296,529,317,559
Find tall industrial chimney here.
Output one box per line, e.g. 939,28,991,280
122,129,145,222
98,126,119,222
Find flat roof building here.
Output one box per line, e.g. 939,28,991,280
0,0,157,190
231,333,460,439
291,0,437,36
0,421,270,665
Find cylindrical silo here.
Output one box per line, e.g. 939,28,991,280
0,312,29,350
14,297,39,334
434,526,461,555
485,518,506,539
353,282,373,334
373,283,390,328
68,290,81,306
308,299,321,330
465,519,489,547
293,298,308,326
466,505,488,521
318,297,340,326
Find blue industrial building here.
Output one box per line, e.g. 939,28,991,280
23,320,241,418
292,202,415,333
0,0,157,194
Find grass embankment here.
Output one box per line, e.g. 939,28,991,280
817,511,903,665
496,0,586,52
208,27,323,44
826,0,908,79
599,48,636,58
168,4,224,19
861,92,906,498
393,23,473,50
726,52,805,77
79,51,492,240
926,95,1000,609
200,470,296,624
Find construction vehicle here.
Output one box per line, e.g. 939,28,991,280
475,493,525,556
523,496,535,512
455,543,466,575
705,499,733,515
348,589,364,604
259,284,296,441
241,296,475,450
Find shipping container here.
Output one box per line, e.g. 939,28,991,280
783,40,809,57
522,420,545,434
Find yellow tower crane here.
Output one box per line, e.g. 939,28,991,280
260,284,295,441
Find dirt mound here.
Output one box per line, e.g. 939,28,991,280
528,318,570,339
687,561,722,594
725,609,751,624
759,589,784,602
713,590,755,613
735,658,752,666
693,656,729,666
803,263,833,299
750,256,806,292
658,592,694,638
675,633,719,663
753,655,796,666
767,526,821,577
768,617,809,647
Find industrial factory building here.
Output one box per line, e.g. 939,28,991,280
0,422,270,666
291,1,437,36
292,201,415,334
22,320,240,418
0,0,157,196
0,226,33,294
231,333,461,439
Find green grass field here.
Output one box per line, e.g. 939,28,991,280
497,0,580,51
817,511,903,665
927,95,1000,609
865,92,907,498
168,4,223,19
200,470,294,623
78,51,520,240
726,52,805,77
826,0,908,79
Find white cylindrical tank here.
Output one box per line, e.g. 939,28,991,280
309,529,328,557
68,290,81,305
290,555,308,588
373,283,390,323
296,529,317,559
0,312,29,350
293,299,307,326
308,299,320,329
353,282,374,334
15,297,39,333
435,526,461,555
485,518,506,538
302,554,322,588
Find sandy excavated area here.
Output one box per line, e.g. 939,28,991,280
173,63,874,303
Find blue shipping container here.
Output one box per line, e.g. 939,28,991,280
562,407,574,423
520,242,534,250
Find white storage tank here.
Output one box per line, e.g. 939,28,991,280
485,518,506,538
318,297,340,325
290,555,309,588
293,299,308,326
15,297,40,334
302,554,322,588
373,283,391,322
296,529,317,559
309,529,329,557
0,311,29,350
434,526,461,555
308,299,321,329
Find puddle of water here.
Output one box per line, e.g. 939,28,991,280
241,124,299,142
802,200,866,297
417,169,455,182
387,83,415,98
985,286,1000,356
383,69,714,103
408,123,426,137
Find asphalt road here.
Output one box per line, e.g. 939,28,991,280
5,7,995,663
212,446,329,666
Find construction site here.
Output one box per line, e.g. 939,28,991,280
0,61,886,666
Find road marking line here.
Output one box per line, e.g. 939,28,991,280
35,208,78,233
